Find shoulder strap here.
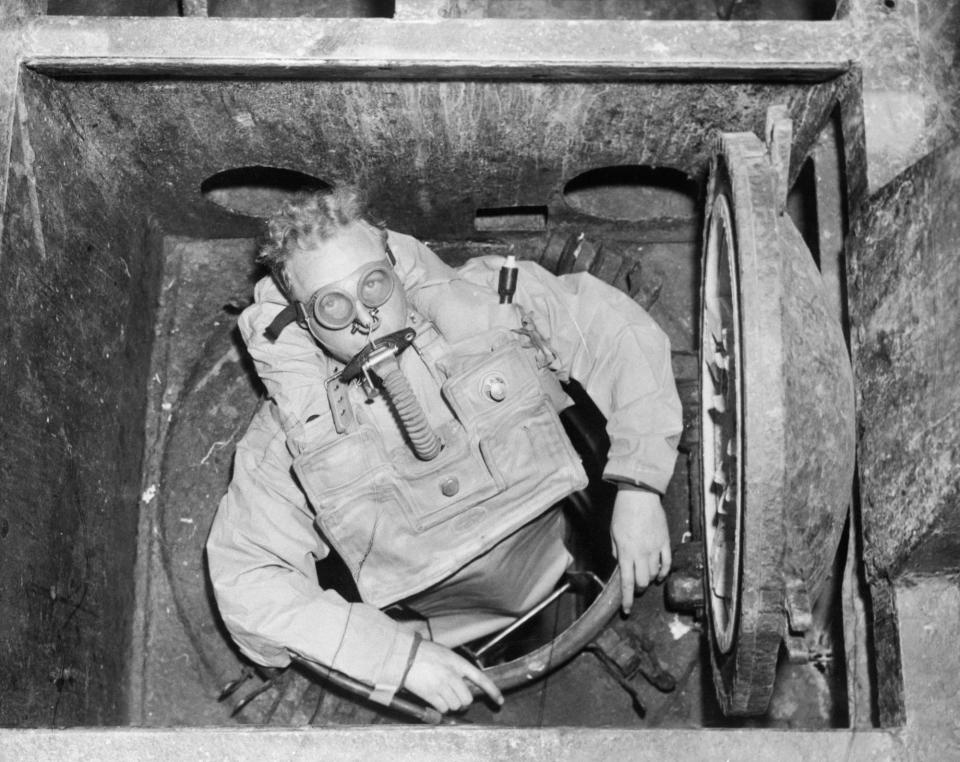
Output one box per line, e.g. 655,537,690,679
325,370,357,435
409,311,450,386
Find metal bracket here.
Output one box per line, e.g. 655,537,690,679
588,627,677,718
765,104,793,215
665,540,705,613
338,327,417,387
784,634,834,667
592,627,677,694
784,575,813,634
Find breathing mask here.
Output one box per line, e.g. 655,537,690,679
264,244,443,460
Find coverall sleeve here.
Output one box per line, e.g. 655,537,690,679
540,267,682,494
206,404,417,703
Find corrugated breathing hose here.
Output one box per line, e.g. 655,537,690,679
375,356,443,461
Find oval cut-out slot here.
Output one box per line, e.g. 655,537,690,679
563,165,698,222
201,166,329,218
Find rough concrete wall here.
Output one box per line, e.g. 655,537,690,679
43,0,839,19
895,577,960,757
0,2,44,252
847,0,960,182
46,0,180,15
208,0,394,16
848,140,960,580
447,1,836,20
0,725,914,759
918,0,960,148
845,0,928,192
38,77,842,242
0,70,163,725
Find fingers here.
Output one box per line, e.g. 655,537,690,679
419,679,464,715
462,662,504,707
646,552,660,583
620,548,674,615
430,663,500,713
438,682,469,713
611,491,672,615
449,677,474,709
619,554,635,615
428,691,451,715
405,642,504,715
658,542,672,582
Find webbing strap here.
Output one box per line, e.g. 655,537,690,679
408,313,449,387
325,367,356,435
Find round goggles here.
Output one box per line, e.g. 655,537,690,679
304,260,396,331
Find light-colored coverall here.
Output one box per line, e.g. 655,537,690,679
206,231,682,704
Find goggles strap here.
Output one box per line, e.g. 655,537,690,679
264,302,309,341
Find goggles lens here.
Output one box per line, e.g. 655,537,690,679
359,267,393,308
315,291,354,327
309,262,395,330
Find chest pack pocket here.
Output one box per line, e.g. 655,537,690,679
439,337,579,500
291,332,588,607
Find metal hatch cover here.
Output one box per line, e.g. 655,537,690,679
699,108,856,716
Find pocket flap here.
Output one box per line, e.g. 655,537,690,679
294,427,383,495
442,342,542,428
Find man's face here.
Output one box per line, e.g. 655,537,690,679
286,222,408,363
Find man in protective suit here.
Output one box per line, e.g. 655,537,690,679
207,186,682,715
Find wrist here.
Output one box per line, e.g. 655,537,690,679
613,488,663,513
615,482,659,494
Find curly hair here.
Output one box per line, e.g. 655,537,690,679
258,186,385,296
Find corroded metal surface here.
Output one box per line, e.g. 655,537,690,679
9,10,933,193
699,125,855,715
918,0,960,147
845,0,928,191
0,51,165,724
0,2,39,252
22,17,854,79
157,322,274,720
849,140,960,580
896,577,960,757
17,72,844,242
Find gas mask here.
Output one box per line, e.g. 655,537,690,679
265,247,442,461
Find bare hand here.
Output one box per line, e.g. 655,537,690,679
402,639,504,714
609,489,672,615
